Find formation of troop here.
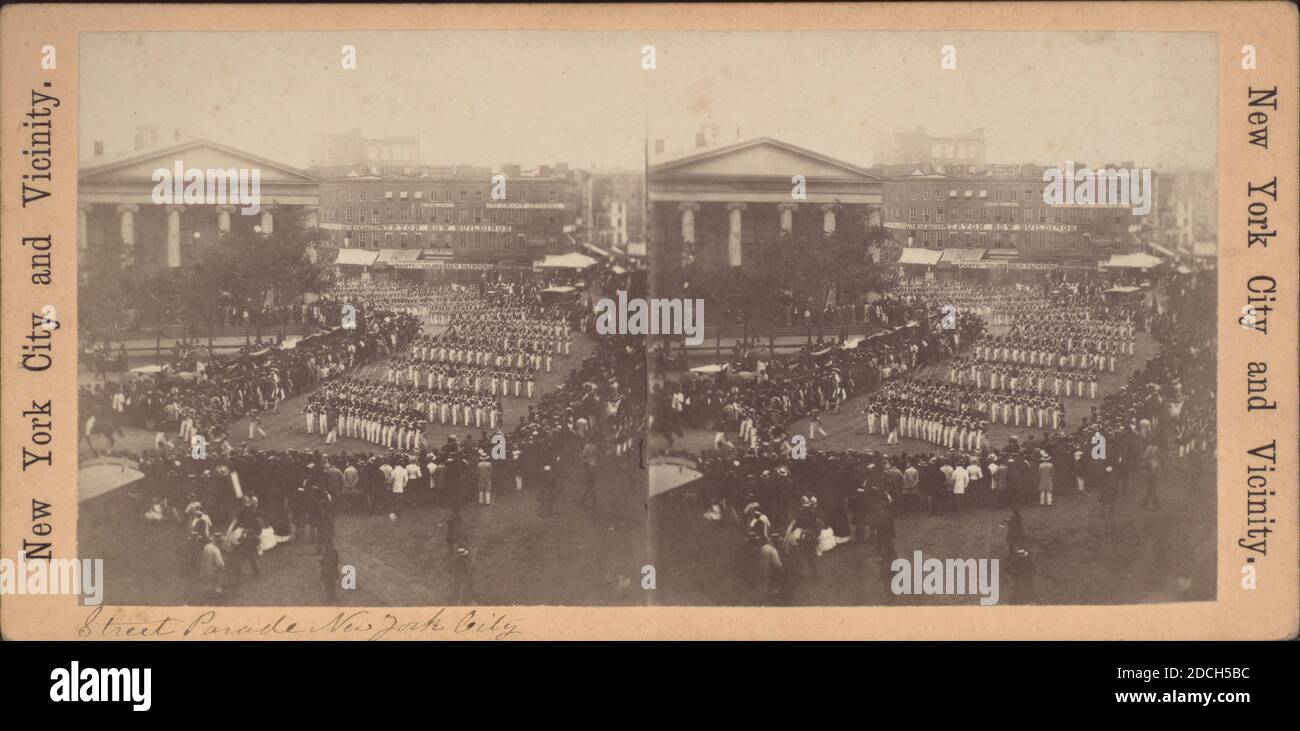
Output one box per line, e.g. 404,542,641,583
947,357,1102,400
654,267,1215,606
320,281,485,323
981,311,1136,371
889,278,1057,327
385,356,538,399
862,379,993,451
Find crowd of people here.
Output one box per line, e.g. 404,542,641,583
654,269,1213,604
80,308,422,454
652,305,985,451
89,262,648,604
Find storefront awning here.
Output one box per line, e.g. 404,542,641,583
538,252,598,269
1147,242,1178,259
1192,242,1217,258
1102,253,1163,269
939,248,986,263
333,248,380,267
895,247,942,265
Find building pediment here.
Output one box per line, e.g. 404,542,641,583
650,137,878,182
80,139,317,184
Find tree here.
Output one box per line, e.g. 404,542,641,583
220,204,333,318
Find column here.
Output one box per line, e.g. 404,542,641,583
677,202,698,243
118,204,138,266
305,208,319,228
216,205,235,234
821,204,837,235
777,202,798,232
166,204,184,268
726,202,746,267
78,205,90,252
260,210,274,234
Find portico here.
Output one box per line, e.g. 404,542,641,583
649,138,882,272
78,139,319,269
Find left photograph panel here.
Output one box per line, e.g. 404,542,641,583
75,31,649,607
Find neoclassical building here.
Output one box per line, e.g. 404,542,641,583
79,139,319,269
648,137,882,273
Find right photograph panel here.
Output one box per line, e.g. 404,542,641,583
644,30,1219,607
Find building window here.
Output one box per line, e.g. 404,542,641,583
345,209,353,222
459,210,469,224
460,191,468,202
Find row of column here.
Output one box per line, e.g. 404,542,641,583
78,204,277,268
677,202,838,267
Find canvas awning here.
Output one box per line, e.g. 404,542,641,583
333,248,380,267
1102,253,1163,269
1192,242,1217,258
895,247,943,265
538,252,598,269
939,248,986,263
1147,242,1178,259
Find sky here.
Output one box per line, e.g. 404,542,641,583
80,30,1216,172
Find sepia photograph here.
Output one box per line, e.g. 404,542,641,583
2,3,1298,719
75,31,651,607
643,31,1220,607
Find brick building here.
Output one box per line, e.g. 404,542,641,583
880,167,1145,263
317,171,579,269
